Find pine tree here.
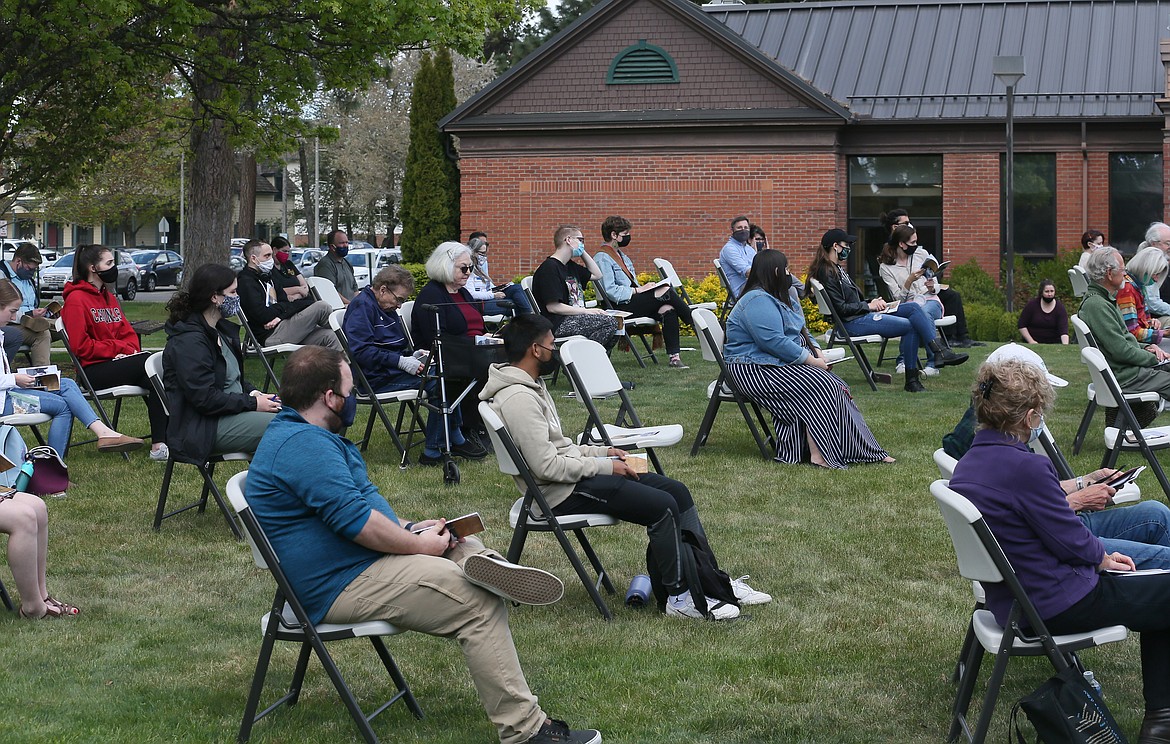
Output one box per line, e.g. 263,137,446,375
400,49,461,264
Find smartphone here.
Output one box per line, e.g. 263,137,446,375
1105,466,1145,489
411,512,485,539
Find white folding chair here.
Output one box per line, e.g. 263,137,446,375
712,258,736,321
145,352,247,539
1069,265,1089,298
479,402,618,620
807,278,889,391
225,472,423,743
558,337,682,473
590,279,659,368
307,276,346,310
653,257,717,312
931,480,1128,744
234,306,303,393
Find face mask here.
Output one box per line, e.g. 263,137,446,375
97,265,119,285
617,235,631,248
333,244,350,258
537,351,560,377
572,240,585,258
837,246,851,260
257,258,275,274
328,389,357,432
219,294,241,319
275,251,290,264
1028,416,1045,444
732,229,750,244
14,266,34,281
901,244,916,255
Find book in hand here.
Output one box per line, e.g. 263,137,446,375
411,512,485,539
18,364,60,391
609,453,649,473
922,257,951,272
1106,465,1145,489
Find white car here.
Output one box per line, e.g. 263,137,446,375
346,249,380,290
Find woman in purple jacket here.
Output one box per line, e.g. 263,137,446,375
950,359,1170,743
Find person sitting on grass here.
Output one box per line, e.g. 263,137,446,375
1017,279,1069,345
246,345,600,744
0,487,78,618
481,313,771,620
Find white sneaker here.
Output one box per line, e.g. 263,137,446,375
923,366,940,377
149,443,169,462
894,362,906,374
730,576,772,605
665,590,739,620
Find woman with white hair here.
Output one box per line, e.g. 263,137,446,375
1119,246,1170,352
1130,245,1170,325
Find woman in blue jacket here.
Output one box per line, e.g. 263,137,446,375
724,250,891,468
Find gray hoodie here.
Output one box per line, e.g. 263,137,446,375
480,363,614,510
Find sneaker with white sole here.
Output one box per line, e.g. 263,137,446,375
922,366,940,377
665,590,740,620
730,576,772,605
149,443,169,462
462,554,565,605
894,362,906,374
525,718,602,744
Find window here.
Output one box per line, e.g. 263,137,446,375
606,41,678,85
1110,153,1163,253
1001,153,1056,257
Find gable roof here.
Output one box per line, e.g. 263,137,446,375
441,0,851,134
705,0,1170,121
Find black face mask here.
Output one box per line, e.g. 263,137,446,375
617,235,631,248
732,229,750,244
537,352,560,377
97,265,119,285
901,244,917,255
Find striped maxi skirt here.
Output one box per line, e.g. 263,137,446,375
726,361,889,469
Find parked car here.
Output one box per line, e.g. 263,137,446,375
347,249,380,289
40,250,140,301
297,249,325,278
1,239,57,264
380,246,402,264
131,249,184,291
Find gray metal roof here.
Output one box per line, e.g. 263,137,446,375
705,0,1170,120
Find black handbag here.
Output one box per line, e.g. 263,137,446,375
1011,665,1127,744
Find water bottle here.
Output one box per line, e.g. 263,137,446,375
14,460,33,492
625,575,651,607
1084,670,1103,698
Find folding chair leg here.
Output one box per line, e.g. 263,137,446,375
877,337,890,366
1139,439,1170,499
0,577,13,611
153,459,177,530
689,394,721,455
738,399,774,459
550,526,613,620
200,472,244,541
626,336,648,368
969,648,1012,744
310,637,382,744
636,333,658,365
1072,400,1096,455
573,529,616,594
369,636,424,719
949,627,986,742
238,623,285,743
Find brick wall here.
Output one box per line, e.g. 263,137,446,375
941,153,1001,280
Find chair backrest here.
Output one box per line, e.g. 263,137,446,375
328,308,346,335
1068,265,1089,298
559,337,622,397
308,276,346,310
930,480,1006,584
1080,346,1123,408
398,301,415,348
226,470,269,570
692,308,724,363
807,278,834,317
653,257,682,288
1030,424,1076,480
478,402,521,476
1069,314,1097,350
933,448,957,479
143,351,171,416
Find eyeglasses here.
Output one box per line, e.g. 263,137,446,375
534,343,556,355
379,286,408,304
456,264,473,274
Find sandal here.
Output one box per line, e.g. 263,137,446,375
44,596,79,616
18,605,52,619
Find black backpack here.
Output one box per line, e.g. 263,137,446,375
647,528,739,618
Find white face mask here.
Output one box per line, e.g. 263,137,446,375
257,258,275,273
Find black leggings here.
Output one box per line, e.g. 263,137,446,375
83,356,168,442
555,472,695,526
616,289,694,355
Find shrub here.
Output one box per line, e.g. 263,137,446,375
950,260,1005,308
963,303,1020,342
402,262,429,298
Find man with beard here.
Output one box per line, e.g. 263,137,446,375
245,346,601,744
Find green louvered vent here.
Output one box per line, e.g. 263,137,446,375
607,41,678,85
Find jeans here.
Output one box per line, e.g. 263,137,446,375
483,284,532,316
3,378,99,455
895,300,944,368
375,368,464,457
1082,501,1170,569
844,302,937,371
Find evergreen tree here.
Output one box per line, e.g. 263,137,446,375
400,49,462,263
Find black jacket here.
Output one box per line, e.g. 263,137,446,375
410,280,485,350
236,266,313,344
814,265,870,323
162,313,259,464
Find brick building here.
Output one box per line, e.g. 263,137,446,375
442,0,1170,286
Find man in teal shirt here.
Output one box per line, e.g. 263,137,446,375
245,346,600,744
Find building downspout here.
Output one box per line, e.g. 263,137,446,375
1081,120,1088,234
1155,40,1170,223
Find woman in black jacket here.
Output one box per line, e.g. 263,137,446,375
162,264,282,464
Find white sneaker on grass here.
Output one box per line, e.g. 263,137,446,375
730,576,772,605
894,362,906,374
149,443,169,462
923,366,940,377
666,590,739,620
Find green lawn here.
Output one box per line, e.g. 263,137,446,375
1,324,1152,743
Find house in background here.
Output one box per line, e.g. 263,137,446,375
442,0,1170,285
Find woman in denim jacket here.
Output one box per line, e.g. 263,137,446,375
724,250,892,468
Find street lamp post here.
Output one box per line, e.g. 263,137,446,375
994,55,1026,314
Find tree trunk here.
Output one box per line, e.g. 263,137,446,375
186,112,235,281
237,152,256,238
298,143,313,246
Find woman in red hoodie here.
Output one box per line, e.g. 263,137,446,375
61,245,168,460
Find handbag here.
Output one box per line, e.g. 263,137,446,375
1010,665,1128,744
25,446,70,497
0,423,27,487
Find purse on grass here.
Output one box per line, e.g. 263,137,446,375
1010,665,1127,744
25,446,70,497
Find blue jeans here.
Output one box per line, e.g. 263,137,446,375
484,284,532,316
375,368,465,458
844,302,937,371
1082,501,1170,569
3,378,99,455
895,301,944,367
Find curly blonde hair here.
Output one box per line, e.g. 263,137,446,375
972,360,1054,441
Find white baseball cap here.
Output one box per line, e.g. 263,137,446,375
986,343,1069,387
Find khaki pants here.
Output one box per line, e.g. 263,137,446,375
3,324,50,366
324,538,546,744
267,300,342,351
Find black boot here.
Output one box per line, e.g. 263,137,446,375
904,367,926,393
929,339,969,368
1139,708,1170,744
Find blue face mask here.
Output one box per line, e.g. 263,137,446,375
332,389,357,430
334,244,350,258
219,294,241,319
14,266,34,281
1028,415,1045,444
572,240,585,258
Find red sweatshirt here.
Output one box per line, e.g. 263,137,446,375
61,280,140,366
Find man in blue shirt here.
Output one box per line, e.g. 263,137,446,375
717,215,753,299
246,346,600,744
1,242,50,365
